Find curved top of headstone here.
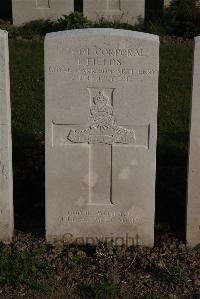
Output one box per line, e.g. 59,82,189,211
195,36,200,43
0,29,8,38
46,28,159,43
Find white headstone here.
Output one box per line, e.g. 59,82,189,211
12,0,74,25
0,30,13,243
45,29,159,246
83,0,145,25
187,37,200,247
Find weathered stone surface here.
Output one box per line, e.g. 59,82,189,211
187,37,200,247
0,30,13,243
45,29,159,246
83,0,145,25
12,0,74,25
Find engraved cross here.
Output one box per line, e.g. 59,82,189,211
53,87,149,206
107,0,121,10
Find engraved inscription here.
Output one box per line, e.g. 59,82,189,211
77,48,145,68
48,65,158,83
36,0,50,8
68,90,136,145
48,46,159,83
59,209,139,224
78,47,144,57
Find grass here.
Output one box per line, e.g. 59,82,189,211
165,260,187,285
143,295,169,299
0,250,51,293
9,40,44,136
9,40,45,235
94,280,118,299
159,43,193,133
156,42,193,237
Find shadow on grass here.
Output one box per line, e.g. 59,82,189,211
12,128,189,242
155,131,189,241
12,130,45,237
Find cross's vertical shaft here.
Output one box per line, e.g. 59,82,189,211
108,0,121,10
89,144,113,205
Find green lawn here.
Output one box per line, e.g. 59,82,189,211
9,40,193,238
10,41,44,136
9,41,45,234
157,42,193,237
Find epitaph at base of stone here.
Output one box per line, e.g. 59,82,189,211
187,37,200,247
45,29,159,247
0,30,13,243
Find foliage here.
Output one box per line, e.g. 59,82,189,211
165,260,187,285
71,252,86,263
0,13,91,40
0,250,51,293
147,257,187,287
163,0,200,37
54,12,91,31
19,19,54,38
1,0,200,38
1,2,200,39
95,241,116,258
0,19,55,39
94,280,117,299
93,20,134,30
144,295,169,299
147,0,200,37
0,12,138,41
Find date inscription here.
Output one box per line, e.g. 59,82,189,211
48,46,158,82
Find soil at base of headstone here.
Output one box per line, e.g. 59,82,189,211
0,230,199,299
